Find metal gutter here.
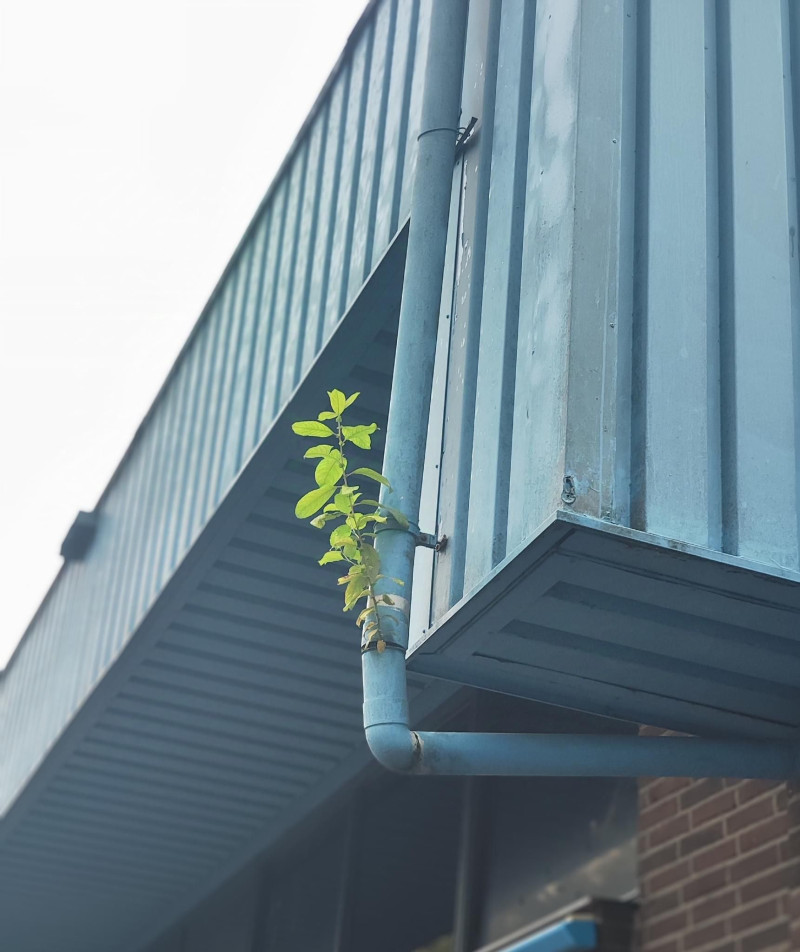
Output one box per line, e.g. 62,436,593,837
361,0,800,780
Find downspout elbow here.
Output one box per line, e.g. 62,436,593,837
362,647,420,773
364,723,420,773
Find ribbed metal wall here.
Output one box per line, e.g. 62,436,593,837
430,0,800,621
0,0,431,816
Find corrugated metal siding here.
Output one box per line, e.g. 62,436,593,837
0,0,431,816
429,0,800,622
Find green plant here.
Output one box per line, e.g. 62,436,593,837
292,390,408,652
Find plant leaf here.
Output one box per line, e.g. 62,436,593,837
332,493,354,514
380,505,410,530
360,542,380,576
318,410,337,421
310,512,338,528
329,524,353,547
304,444,332,459
293,420,335,437
319,550,344,565
328,389,346,415
315,456,344,487
343,391,360,409
295,484,338,518
342,423,377,449
344,575,369,610
350,467,391,489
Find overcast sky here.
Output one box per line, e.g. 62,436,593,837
0,0,367,668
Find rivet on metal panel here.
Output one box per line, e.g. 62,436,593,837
561,476,577,505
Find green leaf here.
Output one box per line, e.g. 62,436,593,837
350,467,391,489
344,574,369,610
293,420,334,437
319,550,344,565
315,456,344,487
342,423,378,449
318,410,337,421
295,484,338,518
356,605,376,627
343,544,360,562
328,389,346,415
330,524,353,547
360,542,380,576
332,493,354,514
343,391,360,409
310,512,338,528
380,505,410,530
304,444,332,459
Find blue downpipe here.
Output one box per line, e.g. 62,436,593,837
361,0,800,780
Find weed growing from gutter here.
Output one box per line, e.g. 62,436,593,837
292,390,408,652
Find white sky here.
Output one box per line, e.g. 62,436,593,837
0,0,367,669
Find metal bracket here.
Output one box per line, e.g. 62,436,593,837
414,531,447,552
454,116,478,158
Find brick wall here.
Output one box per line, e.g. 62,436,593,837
638,772,800,952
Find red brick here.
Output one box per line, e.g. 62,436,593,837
730,899,780,933
641,842,679,876
644,940,679,952
682,779,726,811
648,777,693,805
646,859,692,896
739,815,789,854
737,780,780,806
650,813,691,849
727,797,776,835
681,823,725,858
683,867,729,902
692,792,737,828
645,889,681,919
740,922,788,952
683,919,727,950
691,890,737,924
641,796,681,832
731,845,781,883
644,910,688,943
693,839,737,874
739,866,790,904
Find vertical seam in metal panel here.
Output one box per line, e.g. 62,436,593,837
148,354,196,611
315,64,352,353
630,0,652,532
183,300,227,551
336,20,376,320
447,0,502,606
716,0,738,554
390,0,420,237
492,0,537,570
293,105,330,390
272,141,310,419
704,0,723,552
613,0,638,529
196,276,241,531
785,0,800,564
363,0,398,278
254,186,290,442
169,323,212,574
214,241,258,504
235,212,272,473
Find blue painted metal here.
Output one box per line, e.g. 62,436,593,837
363,0,800,780
0,0,427,821
502,918,597,952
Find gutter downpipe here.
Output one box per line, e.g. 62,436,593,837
361,0,800,781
